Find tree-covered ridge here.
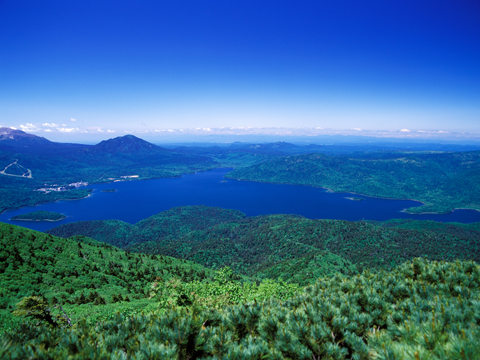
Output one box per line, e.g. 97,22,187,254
46,219,138,248
226,151,480,214
139,215,480,283
374,218,480,234
10,210,65,222
130,206,246,247
47,206,246,249
47,206,480,285
2,258,479,359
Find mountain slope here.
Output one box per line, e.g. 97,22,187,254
0,128,86,154
0,128,52,147
0,221,217,333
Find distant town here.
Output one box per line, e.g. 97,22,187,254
35,181,89,193
35,176,139,192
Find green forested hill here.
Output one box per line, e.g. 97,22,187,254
47,206,480,285
226,151,480,214
129,206,246,247
47,206,246,248
46,219,138,248
0,221,214,311
2,213,480,358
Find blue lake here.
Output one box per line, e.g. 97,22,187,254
1,168,480,232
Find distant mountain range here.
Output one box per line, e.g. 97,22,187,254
0,128,170,156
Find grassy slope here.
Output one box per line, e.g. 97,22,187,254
226,151,480,213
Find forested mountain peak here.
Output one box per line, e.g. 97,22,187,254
93,135,169,154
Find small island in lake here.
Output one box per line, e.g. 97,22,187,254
345,197,365,201
102,189,116,192
11,211,66,222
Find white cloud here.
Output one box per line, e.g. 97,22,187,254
10,127,17,130
167,129,174,132
62,124,67,126
400,129,410,132
70,118,77,122
352,128,362,131
107,130,115,133
44,129,53,132
20,123,40,132
42,123,59,128
417,130,426,133
57,127,79,133
438,130,448,133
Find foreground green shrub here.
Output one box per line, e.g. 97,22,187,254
150,267,301,309
2,259,479,359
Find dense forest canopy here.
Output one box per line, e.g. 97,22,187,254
47,206,480,285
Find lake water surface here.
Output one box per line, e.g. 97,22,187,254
1,168,480,232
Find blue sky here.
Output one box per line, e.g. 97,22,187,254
1,0,479,141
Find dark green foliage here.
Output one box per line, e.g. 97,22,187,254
227,151,480,213
47,219,137,248
129,211,480,285
2,259,479,359
47,205,246,248
10,210,66,222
